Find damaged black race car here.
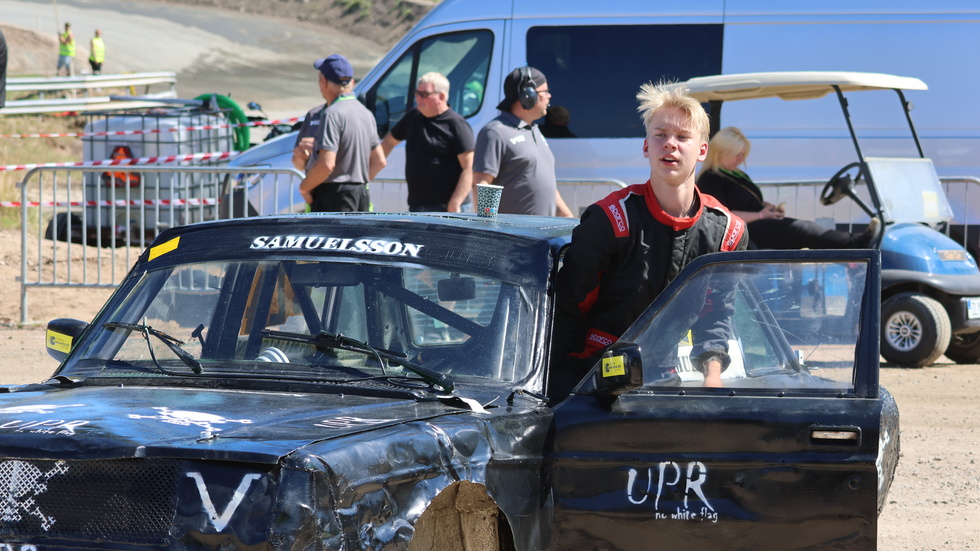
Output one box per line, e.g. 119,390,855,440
1,213,895,550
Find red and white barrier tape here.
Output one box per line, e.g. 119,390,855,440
0,117,300,139
0,198,220,208
0,150,240,172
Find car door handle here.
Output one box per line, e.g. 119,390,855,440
810,426,862,446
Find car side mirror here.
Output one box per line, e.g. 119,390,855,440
438,275,476,301
594,341,643,399
46,318,89,362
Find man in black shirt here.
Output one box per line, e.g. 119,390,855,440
381,72,475,212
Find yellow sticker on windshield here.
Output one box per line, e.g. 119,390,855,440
46,329,72,354
601,355,626,378
149,236,180,261
678,329,693,346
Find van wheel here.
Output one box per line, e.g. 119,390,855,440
881,293,951,367
944,331,980,364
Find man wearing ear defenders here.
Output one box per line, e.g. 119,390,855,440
473,66,574,217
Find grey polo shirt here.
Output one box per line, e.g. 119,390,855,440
474,111,557,216
311,93,380,184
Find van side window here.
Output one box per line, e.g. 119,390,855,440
364,30,493,137
527,25,722,139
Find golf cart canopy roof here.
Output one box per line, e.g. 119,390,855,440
678,71,928,102
677,70,954,227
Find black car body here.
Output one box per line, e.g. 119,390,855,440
2,213,895,550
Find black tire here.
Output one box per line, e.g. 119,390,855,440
876,387,900,515
880,293,951,367
944,331,980,364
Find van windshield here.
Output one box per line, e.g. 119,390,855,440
365,30,493,136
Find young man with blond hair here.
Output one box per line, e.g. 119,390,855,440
548,82,748,403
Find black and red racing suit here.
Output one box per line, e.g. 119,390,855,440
549,182,748,401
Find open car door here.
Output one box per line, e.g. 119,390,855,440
549,249,896,550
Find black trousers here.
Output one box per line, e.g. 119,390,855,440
310,183,370,213
749,218,870,249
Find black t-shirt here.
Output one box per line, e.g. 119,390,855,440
696,168,766,213
391,108,474,208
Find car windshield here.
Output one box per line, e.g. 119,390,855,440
62,258,538,388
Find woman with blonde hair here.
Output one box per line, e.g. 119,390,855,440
697,126,876,249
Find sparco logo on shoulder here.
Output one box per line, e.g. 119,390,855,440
587,332,615,347
250,235,424,257
725,220,745,250
608,204,627,234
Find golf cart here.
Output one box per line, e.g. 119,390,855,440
677,71,980,367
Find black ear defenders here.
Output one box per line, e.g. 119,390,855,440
517,66,538,110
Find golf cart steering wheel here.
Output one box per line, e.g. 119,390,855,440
821,162,864,206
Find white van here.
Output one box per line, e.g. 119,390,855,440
229,0,980,222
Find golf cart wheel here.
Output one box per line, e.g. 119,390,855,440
880,293,951,367
944,331,980,364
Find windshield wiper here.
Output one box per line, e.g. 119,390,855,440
103,322,203,374
261,329,454,393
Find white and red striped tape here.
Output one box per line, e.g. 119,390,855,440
0,117,300,139
0,198,220,208
0,150,241,172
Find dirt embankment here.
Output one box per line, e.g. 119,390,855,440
2,25,61,75
150,0,435,49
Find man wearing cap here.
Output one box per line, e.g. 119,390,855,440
381,72,475,212
298,53,386,212
472,66,574,217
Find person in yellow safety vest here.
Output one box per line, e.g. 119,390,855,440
89,29,105,75
56,22,75,76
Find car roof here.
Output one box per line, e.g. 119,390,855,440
140,213,577,284
676,71,928,102
157,212,578,248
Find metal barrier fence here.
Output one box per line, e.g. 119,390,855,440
18,172,626,323
556,179,630,217
368,177,628,215
19,169,977,323
756,177,980,255
1,72,180,115
18,166,303,323
938,176,980,256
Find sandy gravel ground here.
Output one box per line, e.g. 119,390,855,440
1,1,979,548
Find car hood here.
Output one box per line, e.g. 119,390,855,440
0,385,471,464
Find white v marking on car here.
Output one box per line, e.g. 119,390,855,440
187,472,262,531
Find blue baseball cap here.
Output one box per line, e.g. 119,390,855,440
314,54,354,84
